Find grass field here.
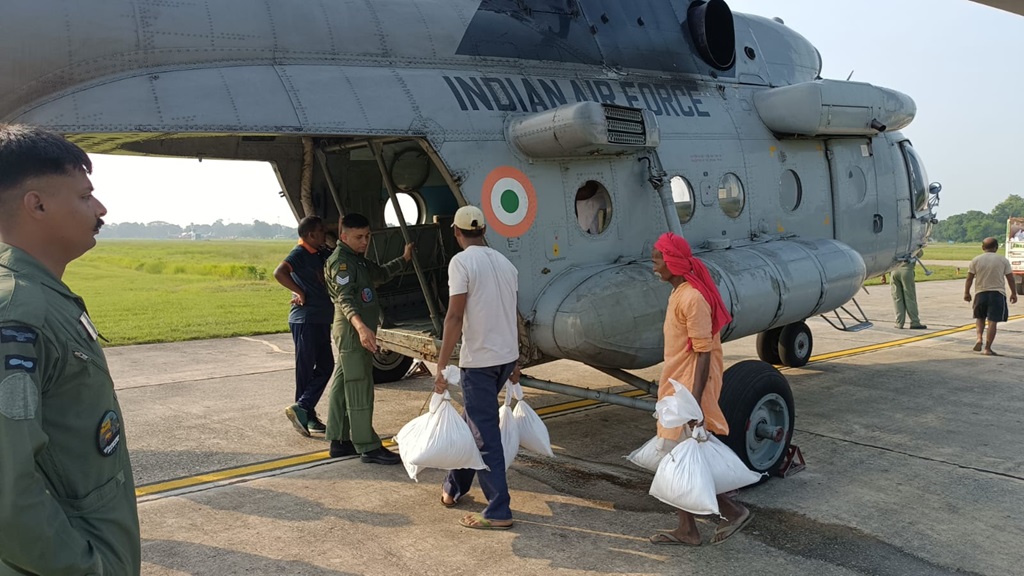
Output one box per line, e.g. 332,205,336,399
863,265,964,286
919,243,984,261
65,240,295,346
63,240,979,346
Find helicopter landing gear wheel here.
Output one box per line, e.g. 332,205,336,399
777,321,813,368
756,327,783,365
719,360,795,477
372,350,413,383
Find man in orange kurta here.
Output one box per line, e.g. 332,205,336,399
657,282,728,439
650,233,751,546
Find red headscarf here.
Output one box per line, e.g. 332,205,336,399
654,233,732,337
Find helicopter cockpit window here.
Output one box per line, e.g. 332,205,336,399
718,173,745,218
900,142,929,214
575,180,612,235
779,170,802,212
384,191,424,227
670,175,694,224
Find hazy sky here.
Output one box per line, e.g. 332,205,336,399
87,0,1022,226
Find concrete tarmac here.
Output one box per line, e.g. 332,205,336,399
106,279,1023,576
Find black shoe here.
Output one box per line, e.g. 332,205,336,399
329,440,358,458
909,324,928,330
307,414,326,434
285,404,311,438
360,446,401,465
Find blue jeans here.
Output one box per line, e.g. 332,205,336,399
290,322,334,417
442,361,516,521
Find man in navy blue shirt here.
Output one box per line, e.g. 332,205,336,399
274,216,335,437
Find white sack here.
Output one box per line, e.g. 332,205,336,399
649,426,719,516
396,392,486,481
498,389,520,469
626,435,677,472
395,410,429,481
509,382,554,457
703,434,764,493
654,379,704,429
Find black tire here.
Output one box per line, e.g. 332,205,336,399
755,327,783,365
777,321,812,368
719,360,795,476
372,350,414,383
1016,276,1024,296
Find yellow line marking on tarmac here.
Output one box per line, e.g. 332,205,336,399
135,451,331,496
137,317,1022,498
805,314,1024,364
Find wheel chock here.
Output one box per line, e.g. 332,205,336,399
407,359,431,378
774,444,805,478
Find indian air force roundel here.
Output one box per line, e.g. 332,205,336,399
482,166,537,238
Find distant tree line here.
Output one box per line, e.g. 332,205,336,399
98,219,297,240
931,195,1024,243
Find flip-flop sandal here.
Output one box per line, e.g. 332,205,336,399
649,532,701,546
441,495,457,508
984,349,1000,356
711,512,753,546
973,342,983,352
459,513,513,530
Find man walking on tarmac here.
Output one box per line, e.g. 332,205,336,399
434,205,520,530
964,237,1017,356
649,232,750,546
0,125,141,574
324,213,412,463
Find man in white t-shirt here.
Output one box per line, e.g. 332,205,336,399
434,205,520,530
964,237,1017,355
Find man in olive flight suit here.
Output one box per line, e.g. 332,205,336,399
890,258,927,330
325,213,412,464
0,125,141,575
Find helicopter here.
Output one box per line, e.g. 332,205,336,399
0,0,948,476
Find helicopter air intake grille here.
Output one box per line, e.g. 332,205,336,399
607,132,647,145
507,101,659,158
606,118,645,134
604,104,647,145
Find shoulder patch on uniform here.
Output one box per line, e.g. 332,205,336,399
0,326,37,344
97,410,122,456
5,355,36,373
339,263,347,271
336,274,350,286
0,372,38,420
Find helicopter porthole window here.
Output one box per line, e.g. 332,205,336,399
384,191,424,227
718,173,745,218
670,175,695,224
575,180,612,235
390,149,431,192
779,170,802,212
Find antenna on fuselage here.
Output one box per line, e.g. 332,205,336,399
846,70,855,81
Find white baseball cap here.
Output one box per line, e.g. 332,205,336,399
453,205,486,231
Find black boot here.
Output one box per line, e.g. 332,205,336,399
360,446,401,465
329,440,357,458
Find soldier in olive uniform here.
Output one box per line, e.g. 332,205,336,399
890,257,927,330
325,213,412,464
0,125,140,575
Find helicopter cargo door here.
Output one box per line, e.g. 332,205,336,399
827,139,878,259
